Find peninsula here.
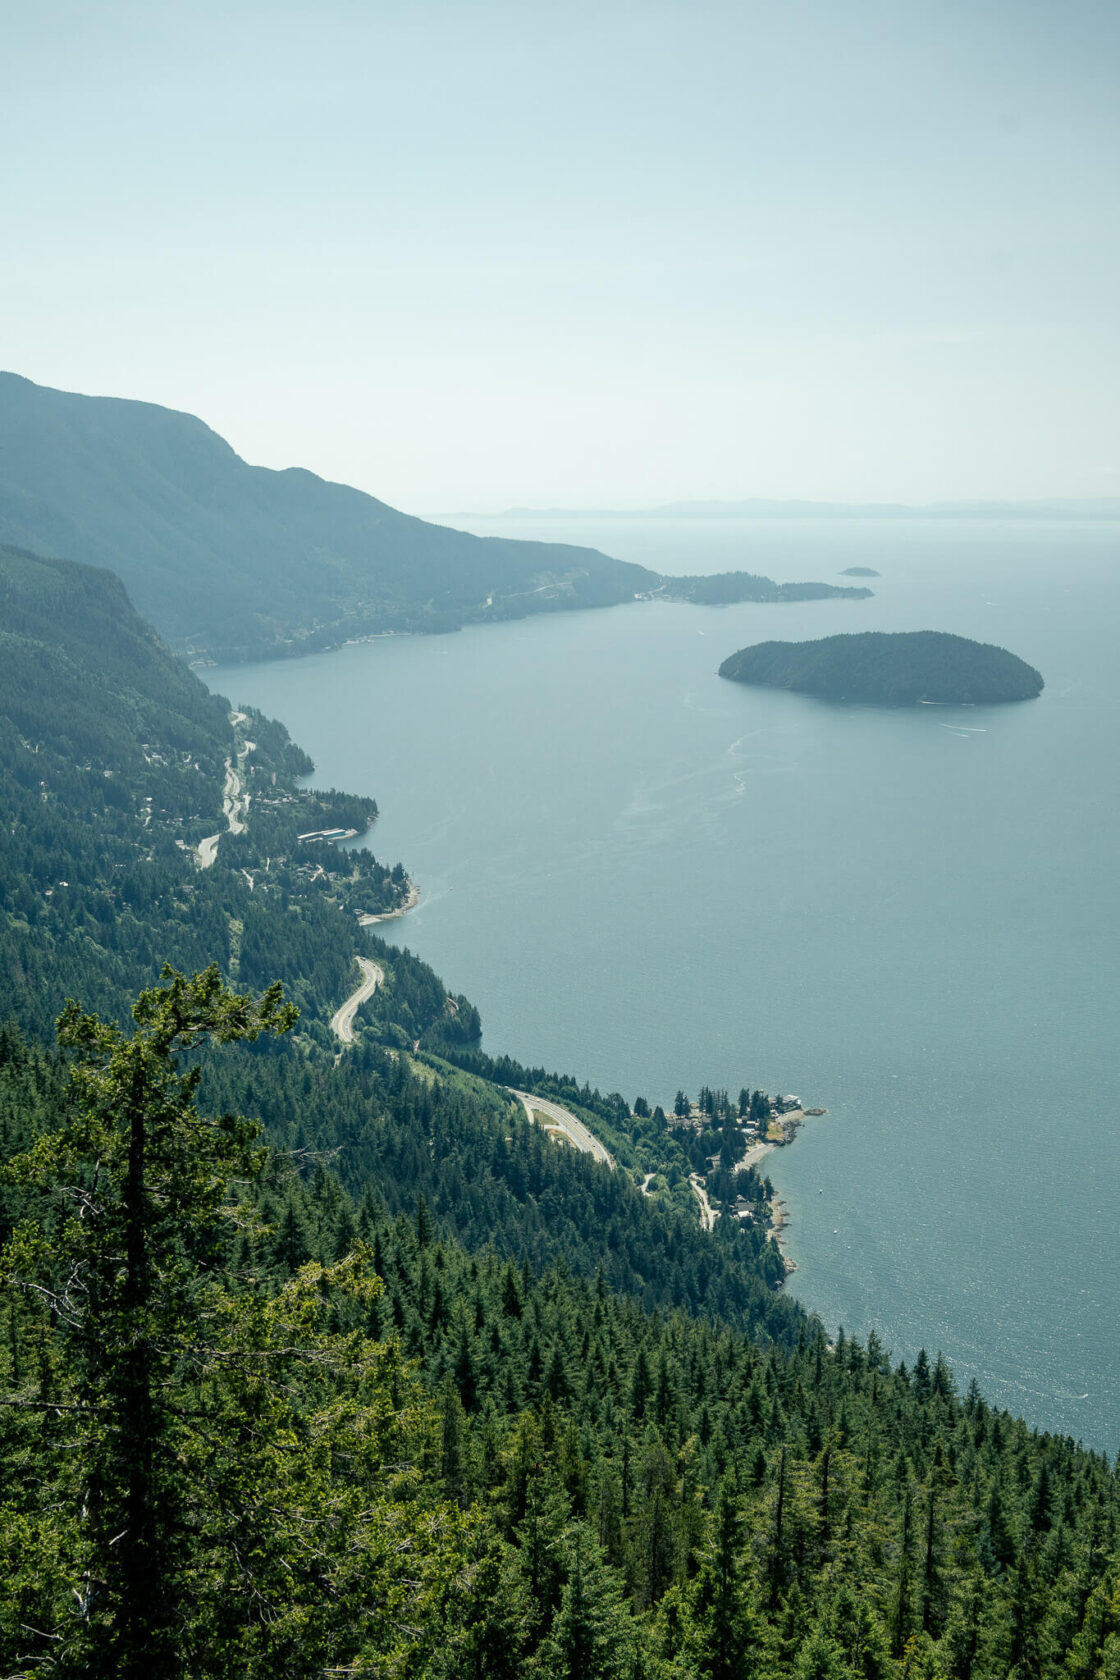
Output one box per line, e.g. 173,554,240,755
656,571,871,605
718,629,1044,705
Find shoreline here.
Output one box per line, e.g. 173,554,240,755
739,1106,827,1277
770,1195,795,1273
358,879,421,925
743,1129,796,1275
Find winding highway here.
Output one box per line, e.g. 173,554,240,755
197,757,249,867
513,1091,615,1169
330,956,384,1044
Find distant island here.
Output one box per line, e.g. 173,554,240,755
718,630,1044,705
840,566,879,577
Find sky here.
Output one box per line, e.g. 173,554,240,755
3,0,1119,511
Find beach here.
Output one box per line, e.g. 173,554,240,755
359,879,420,925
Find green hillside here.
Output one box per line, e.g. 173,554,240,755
0,543,413,1034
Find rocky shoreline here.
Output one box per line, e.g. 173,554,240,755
741,1106,828,1276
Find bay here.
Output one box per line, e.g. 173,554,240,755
210,514,1120,1452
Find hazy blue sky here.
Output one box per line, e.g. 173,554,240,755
3,1,1118,509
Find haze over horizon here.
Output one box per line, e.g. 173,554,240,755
4,1,1118,513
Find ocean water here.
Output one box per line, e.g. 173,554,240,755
209,515,1120,1452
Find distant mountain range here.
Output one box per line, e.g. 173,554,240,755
488,497,1120,519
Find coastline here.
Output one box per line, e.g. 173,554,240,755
770,1195,795,1272
359,879,420,925
739,1106,826,1276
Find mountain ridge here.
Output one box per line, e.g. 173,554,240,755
0,373,654,663
0,372,869,664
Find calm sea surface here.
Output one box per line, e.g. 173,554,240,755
209,516,1120,1452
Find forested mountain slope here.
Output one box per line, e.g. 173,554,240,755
0,543,407,1034
0,373,654,661
0,373,868,662
2,1009,1117,1679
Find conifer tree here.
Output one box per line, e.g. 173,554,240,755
536,1524,637,1680
0,967,463,1679
692,1476,758,1680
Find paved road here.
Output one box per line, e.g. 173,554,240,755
223,759,248,835
513,1091,614,1169
689,1173,718,1231
330,956,384,1044
196,758,248,867
197,830,221,868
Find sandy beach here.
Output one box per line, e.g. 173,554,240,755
740,1138,777,1171
738,1105,810,1173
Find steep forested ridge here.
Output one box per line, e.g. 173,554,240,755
2,1010,1118,1678
0,373,868,663
718,632,1044,706
1,544,1117,1679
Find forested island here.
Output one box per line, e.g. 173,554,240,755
719,630,1045,705
840,566,880,577
2,536,1114,1677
